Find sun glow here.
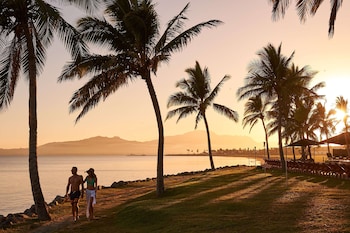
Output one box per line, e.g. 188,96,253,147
332,109,348,134
335,109,346,123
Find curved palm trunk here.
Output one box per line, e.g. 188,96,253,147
261,119,270,159
25,22,50,220
203,114,215,170
143,72,164,196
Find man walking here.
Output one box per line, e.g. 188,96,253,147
66,166,84,221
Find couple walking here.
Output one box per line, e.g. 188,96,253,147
65,166,98,221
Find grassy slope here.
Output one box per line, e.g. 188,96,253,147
4,166,350,233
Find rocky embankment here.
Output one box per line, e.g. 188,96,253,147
0,179,132,230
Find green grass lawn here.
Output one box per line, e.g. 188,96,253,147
6,167,350,233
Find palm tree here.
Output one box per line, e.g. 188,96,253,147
311,102,337,155
237,44,322,169
335,96,350,156
237,43,294,169
58,0,222,196
242,96,271,159
286,97,319,160
277,64,323,160
166,61,238,170
269,0,343,36
0,0,93,220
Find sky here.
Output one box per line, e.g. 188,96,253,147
1,0,350,149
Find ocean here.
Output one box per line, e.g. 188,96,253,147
0,155,260,216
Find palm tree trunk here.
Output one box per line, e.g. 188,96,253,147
278,115,286,170
25,21,51,220
203,114,215,170
292,147,296,161
143,71,164,196
261,119,270,159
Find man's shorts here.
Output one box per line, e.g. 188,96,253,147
69,191,81,200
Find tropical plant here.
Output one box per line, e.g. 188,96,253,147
335,95,350,156
278,64,323,160
166,61,238,170
237,43,322,169
285,98,318,160
242,96,271,159
237,43,294,169
58,0,222,196
311,102,337,154
269,0,343,36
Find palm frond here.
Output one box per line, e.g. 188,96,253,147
58,54,119,81
53,15,89,59
296,0,311,22
160,20,222,55
175,78,200,99
69,69,131,122
66,0,104,14
194,112,203,129
78,17,126,50
154,3,189,53
0,42,21,109
167,92,197,108
328,0,342,37
213,103,239,122
271,0,291,20
242,114,260,132
34,0,56,47
206,75,230,104
165,105,197,122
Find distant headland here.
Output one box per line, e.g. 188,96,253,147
0,130,261,156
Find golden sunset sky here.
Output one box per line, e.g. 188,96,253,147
1,1,350,149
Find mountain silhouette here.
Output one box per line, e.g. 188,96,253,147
0,130,259,156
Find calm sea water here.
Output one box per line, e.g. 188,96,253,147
0,155,260,215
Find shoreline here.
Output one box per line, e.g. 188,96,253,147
0,165,247,230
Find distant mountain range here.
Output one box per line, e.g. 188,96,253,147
0,130,259,156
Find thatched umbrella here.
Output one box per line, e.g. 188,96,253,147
287,139,320,147
286,139,320,160
321,132,350,145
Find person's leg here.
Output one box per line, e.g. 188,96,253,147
74,198,80,220
71,201,75,220
89,197,94,220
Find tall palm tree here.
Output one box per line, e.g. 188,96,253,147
269,0,343,36
166,61,238,170
275,64,323,160
0,0,92,220
58,0,222,196
237,43,294,169
242,96,271,159
335,95,349,156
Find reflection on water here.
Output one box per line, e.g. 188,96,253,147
0,155,260,215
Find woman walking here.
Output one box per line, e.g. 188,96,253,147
84,168,97,220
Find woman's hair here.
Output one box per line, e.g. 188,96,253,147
88,171,97,179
